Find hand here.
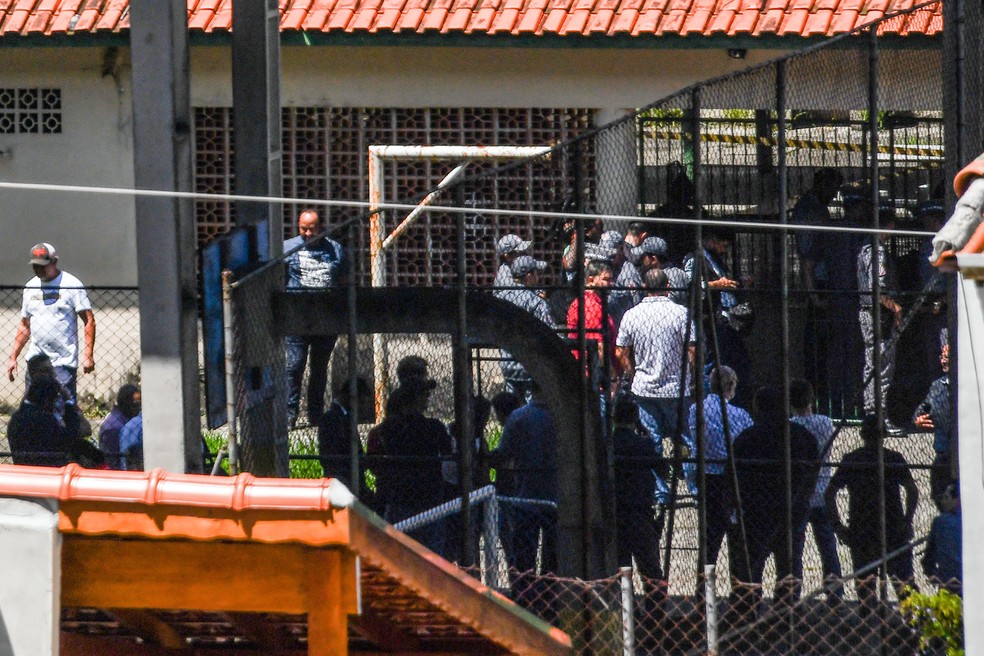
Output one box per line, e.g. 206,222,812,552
82,354,95,374
914,413,935,430
709,277,738,290
7,358,17,382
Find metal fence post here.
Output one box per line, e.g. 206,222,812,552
221,270,239,475
620,566,635,656
704,564,718,656
483,494,505,590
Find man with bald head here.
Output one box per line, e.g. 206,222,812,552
284,209,346,428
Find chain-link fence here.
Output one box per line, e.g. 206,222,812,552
213,3,960,652
0,0,960,652
0,285,140,466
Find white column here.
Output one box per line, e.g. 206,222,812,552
957,263,983,653
0,498,60,656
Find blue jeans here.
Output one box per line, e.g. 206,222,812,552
634,395,694,503
792,505,843,581
286,335,337,423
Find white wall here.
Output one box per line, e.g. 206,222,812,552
0,44,941,287
0,49,136,287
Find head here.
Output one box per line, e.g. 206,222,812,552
709,366,738,402
632,236,668,272
116,384,142,419
860,414,884,446
877,203,896,239
585,260,613,290
25,376,60,413
396,355,428,385
333,377,373,418
751,385,785,425
939,480,960,512
496,234,532,264
703,230,732,256
510,255,548,287
29,242,59,282
643,268,670,297
491,391,523,425
297,210,322,240
916,200,946,232
598,231,626,269
585,219,604,243
812,168,844,204
626,221,649,244
612,397,640,428
940,342,950,374
26,353,55,381
789,378,814,415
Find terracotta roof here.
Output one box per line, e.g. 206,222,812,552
0,464,572,656
0,0,942,39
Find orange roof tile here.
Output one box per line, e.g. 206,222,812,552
0,0,942,38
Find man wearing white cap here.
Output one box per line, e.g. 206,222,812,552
7,242,95,403
493,234,531,298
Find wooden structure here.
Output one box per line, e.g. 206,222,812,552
0,464,571,656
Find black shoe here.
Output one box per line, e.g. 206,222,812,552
884,421,906,438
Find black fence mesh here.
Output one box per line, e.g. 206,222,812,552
0,1,962,653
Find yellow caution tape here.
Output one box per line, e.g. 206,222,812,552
648,130,944,158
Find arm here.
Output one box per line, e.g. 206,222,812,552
79,309,96,374
7,317,31,381
615,345,634,381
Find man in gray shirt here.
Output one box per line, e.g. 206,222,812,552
498,255,554,400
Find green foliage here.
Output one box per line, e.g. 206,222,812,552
901,587,964,656
202,430,230,475
722,108,754,120
289,435,323,479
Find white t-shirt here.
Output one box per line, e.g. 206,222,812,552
616,295,694,398
21,271,91,369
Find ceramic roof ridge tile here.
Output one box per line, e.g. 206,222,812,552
0,0,945,38
0,464,355,512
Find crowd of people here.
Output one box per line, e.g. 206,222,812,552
2,196,960,610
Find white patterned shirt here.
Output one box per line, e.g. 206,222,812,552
616,295,694,398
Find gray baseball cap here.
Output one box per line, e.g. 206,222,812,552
599,230,624,251
632,236,668,260
496,234,532,256
510,255,548,278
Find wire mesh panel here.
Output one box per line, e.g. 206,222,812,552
200,2,959,654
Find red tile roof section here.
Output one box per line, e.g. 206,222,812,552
0,0,940,38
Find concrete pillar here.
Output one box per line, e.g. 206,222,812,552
232,0,284,258
957,266,984,654
0,498,60,656
129,0,203,473
594,108,639,221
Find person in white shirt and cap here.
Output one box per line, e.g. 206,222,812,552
8,242,95,405
493,234,532,298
